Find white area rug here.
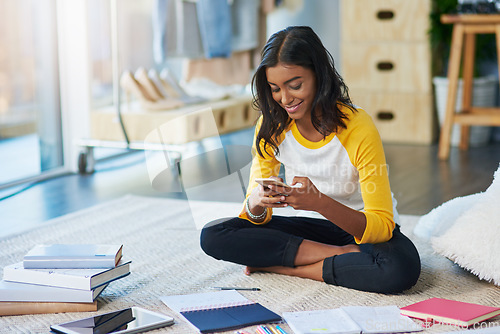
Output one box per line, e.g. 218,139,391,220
0,195,499,333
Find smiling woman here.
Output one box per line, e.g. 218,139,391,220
252,26,354,158
200,26,422,294
266,64,318,139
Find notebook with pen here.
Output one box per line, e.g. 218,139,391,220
160,290,281,333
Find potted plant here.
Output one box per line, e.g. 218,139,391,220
430,0,497,146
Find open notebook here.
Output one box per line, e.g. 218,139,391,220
283,305,422,334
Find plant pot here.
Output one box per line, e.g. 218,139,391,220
433,76,497,147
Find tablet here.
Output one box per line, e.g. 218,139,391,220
50,307,174,334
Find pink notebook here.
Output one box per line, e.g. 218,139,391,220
400,298,500,327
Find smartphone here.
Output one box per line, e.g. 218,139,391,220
255,178,291,189
50,307,174,334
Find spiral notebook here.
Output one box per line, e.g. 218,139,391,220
160,290,281,333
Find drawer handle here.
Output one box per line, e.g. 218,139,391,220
243,105,250,121
377,10,394,20
194,115,201,135
219,110,226,129
377,111,394,121
377,61,394,71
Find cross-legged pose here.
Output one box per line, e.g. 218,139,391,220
200,26,420,294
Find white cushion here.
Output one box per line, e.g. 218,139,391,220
431,163,500,286
413,192,483,240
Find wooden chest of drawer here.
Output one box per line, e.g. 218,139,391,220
350,91,436,144
341,42,431,93
341,0,434,144
341,0,430,42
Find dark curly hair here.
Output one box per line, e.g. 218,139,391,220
251,26,356,158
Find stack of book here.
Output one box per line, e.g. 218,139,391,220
0,244,130,316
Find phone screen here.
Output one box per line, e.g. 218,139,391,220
50,307,174,334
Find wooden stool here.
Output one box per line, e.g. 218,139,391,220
438,14,500,160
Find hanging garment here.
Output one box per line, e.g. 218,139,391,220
153,0,262,62
196,0,232,58
152,0,204,63
231,0,260,52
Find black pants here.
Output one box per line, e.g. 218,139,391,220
200,215,421,294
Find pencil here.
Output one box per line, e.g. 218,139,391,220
276,324,289,334
255,326,267,334
268,326,281,334
260,325,274,334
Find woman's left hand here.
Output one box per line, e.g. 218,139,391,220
269,176,323,212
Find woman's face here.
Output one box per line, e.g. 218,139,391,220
266,62,317,121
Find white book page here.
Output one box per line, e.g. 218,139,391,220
160,290,252,312
341,305,422,333
283,308,361,334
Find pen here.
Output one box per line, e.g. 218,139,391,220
210,287,261,291
276,324,289,334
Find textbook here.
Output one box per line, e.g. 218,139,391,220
3,259,130,290
283,305,422,334
0,301,97,316
23,244,123,269
161,290,281,333
400,298,500,328
0,280,107,303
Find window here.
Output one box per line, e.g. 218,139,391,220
0,0,64,185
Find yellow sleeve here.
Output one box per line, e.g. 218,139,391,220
238,116,282,224
340,108,395,244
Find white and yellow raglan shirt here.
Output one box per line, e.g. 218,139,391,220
239,104,398,244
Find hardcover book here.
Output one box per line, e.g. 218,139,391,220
3,259,130,290
0,301,97,316
400,298,500,327
0,280,107,303
23,244,123,269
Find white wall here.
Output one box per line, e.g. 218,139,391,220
267,0,342,71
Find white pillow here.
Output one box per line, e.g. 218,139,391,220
431,164,500,286
413,192,483,240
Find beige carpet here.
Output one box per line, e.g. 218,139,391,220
0,195,499,333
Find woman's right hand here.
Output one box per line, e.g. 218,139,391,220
247,177,289,216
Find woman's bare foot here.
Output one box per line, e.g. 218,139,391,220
294,241,360,266
342,244,361,254
244,243,361,281
245,262,325,281
244,241,361,282
244,266,255,275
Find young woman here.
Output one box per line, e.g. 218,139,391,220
200,26,421,294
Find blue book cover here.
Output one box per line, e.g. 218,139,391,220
181,302,282,333
161,290,281,333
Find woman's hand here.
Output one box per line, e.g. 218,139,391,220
268,176,323,212
266,176,367,240
250,176,289,208
248,176,288,213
